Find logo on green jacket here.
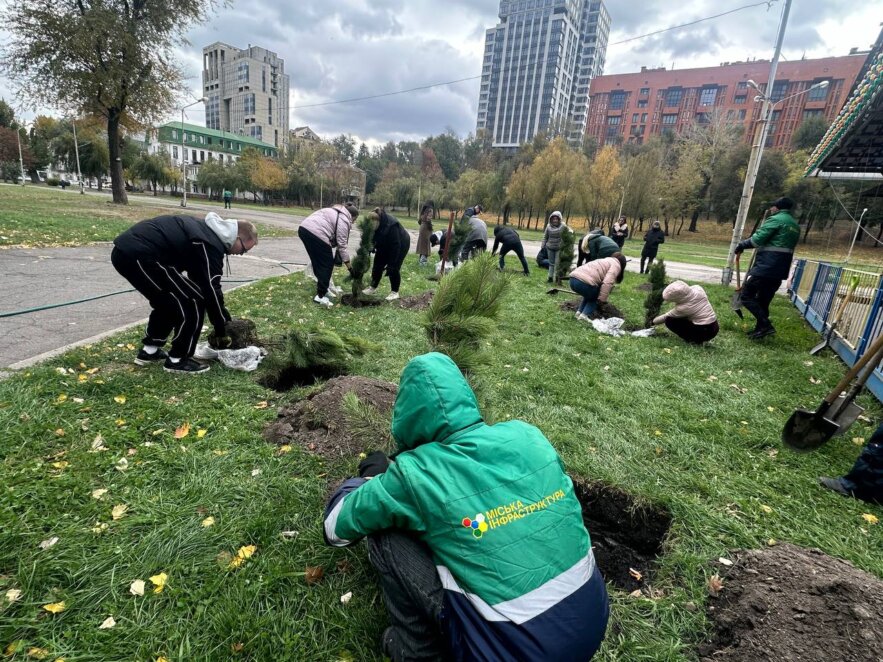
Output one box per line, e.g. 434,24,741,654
461,489,567,539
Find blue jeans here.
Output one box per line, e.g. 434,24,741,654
570,278,601,316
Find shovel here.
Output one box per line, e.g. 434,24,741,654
731,254,744,319
546,287,577,295
783,331,883,452
810,275,858,355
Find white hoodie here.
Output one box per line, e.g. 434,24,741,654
204,212,237,250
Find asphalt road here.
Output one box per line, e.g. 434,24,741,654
1,198,733,370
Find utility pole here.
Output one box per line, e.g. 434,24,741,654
16,124,26,186
721,0,792,285
72,119,84,194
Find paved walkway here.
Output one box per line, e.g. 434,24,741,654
1,200,734,370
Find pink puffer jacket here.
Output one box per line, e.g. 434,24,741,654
653,280,717,326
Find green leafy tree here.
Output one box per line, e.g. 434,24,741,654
0,100,15,128
3,0,222,204
423,132,464,181
133,151,173,195
791,116,829,150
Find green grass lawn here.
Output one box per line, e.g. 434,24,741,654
0,185,294,248
1,257,881,660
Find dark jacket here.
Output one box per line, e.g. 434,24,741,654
113,215,230,331
492,226,521,253
581,230,619,262
737,211,800,281
641,228,665,257
536,246,550,268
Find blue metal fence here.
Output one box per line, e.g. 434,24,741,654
790,259,883,403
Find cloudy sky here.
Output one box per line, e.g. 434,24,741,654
1,0,880,146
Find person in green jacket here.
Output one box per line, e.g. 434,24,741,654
324,353,609,661
735,197,800,340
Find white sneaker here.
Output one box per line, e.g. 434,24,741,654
362,286,377,295
577,313,590,322
313,295,333,308
326,288,337,298
385,292,400,301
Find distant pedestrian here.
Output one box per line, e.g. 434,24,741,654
416,201,434,266
578,228,619,267
491,225,530,275
611,216,629,248
111,212,257,373
363,208,411,301
640,221,665,274
298,203,358,308
734,197,800,340
542,211,566,282
223,189,233,209
652,280,719,344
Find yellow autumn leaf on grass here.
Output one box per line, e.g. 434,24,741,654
253,401,269,409
115,418,126,427
174,423,190,439
91,488,108,500
201,516,215,528
98,616,116,629
197,429,207,439
228,545,257,569
156,657,170,662
26,647,49,659
6,588,22,603
54,429,65,437
78,374,88,383
42,601,66,613
56,394,67,403
149,572,168,593
760,504,773,514
111,504,128,520
862,513,879,525
129,579,145,596
114,395,126,404
51,461,69,469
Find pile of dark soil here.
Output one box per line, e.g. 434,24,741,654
209,318,258,349
340,294,383,308
398,291,434,310
570,476,672,592
700,544,883,661
262,376,398,459
635,282,652,292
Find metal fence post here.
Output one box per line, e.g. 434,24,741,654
856,274,883,356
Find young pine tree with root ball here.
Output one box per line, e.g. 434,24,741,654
554,227,576,284
345,212,377,302
643,260,667,328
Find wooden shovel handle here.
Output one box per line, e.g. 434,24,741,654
824,331,883,405
828,276,859,329
735,254,741,289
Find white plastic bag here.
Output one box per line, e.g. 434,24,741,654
193,343,267,372
591,317,626,337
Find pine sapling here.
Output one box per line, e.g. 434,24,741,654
644,260,667,328
555,227,576,284
346,212,377,301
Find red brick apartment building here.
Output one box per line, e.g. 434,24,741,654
585,55,866,149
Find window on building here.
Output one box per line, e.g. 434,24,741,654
770,81,788,102
639,87,649,96
661,113,677,125
609,91,626,109
665,88,683,106
244,93,255,114
171,130,178,140
607,115,620,125
637,99,648,108
696,112,711,124
802,109,824,120
172,146,178,159
738,109,746,120
807,80,829,101
734,95,746,104
737,81,747,90
641,113,647,122
699,86,717,105
199,150,205,162
262,68,266,93
727,110,735,120
191,149,197,162
632,113,639,123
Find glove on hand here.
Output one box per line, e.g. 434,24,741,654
358,451,390,478
209,328,232,349
734,240,751,255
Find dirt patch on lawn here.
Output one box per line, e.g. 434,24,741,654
340,294,383,308
262,376,398,459
699,543,883,662
570,476,672,592
635,282,652,292
398,291,434,310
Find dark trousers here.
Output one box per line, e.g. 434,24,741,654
840,422,883,504
741,275,780,330
498,241,529,274
299,226,334,298
367,531,446,661
664,317,720,344
570,278,601,316
111,247,205,359
372,230,411,292
460,239,486,262
640,251,658,273
223,198,231,209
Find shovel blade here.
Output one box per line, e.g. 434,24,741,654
782,408,840,452
809,339,829,355
830,397,864,436
546,287,577,295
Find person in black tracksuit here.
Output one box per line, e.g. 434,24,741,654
491,225,529,275
640,221,665,273
111,213,257,373
363,209,411,301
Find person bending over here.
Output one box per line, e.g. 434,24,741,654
568,253,626,322
491,224,530,275
363,208,411,301
652,280,719,344
298,203,358,308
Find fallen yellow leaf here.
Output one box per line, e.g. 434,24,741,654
54,429,65,437
115,418,126,427
253,401,269,409
228,544,257,569
149,572,168,593
42,601,66,613
862,513,879,525
156,657,170,662
77,374,88,383
174,423,190,439
91,488,108,500
56,394,68,403
26,647,49,659
853,437,865,446
201,516,215,528
98,616,116,629
708,574,724,597
51,461,69,469
760,504,773,514
129,579,145,596
114,395,126,404
6,588,22,603
276,445,292,455
111,504,128,520
197,429,207,438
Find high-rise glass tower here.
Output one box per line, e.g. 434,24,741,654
476,0,610,148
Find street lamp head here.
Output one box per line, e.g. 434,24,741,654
746,79,760,90
199,97,208,103
814,80,830,89
754,95,764,103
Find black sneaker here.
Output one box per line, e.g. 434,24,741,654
163,357,210,374
749,326,776,340
134,348,168,366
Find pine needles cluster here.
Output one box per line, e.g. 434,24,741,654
555,227,576,284
422,252,511,374
341,391,394,453
259,326,378,391
643,260,667,328
446,214,472,263
346,212,377,298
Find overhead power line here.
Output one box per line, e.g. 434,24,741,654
291,0,779,111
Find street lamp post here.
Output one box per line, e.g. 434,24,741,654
180,98,207,208
71,119,85,194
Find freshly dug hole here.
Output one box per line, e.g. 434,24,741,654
699,543,883,662
398,291,434,310
570,476,672,591
263,376,398,459
340,294,383,307
257,365,344,392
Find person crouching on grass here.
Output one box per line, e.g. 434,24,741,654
323,352,609,662
111,212,257,374
568,253,627,322
651,280,719,344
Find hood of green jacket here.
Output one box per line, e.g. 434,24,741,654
391,353,483,451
